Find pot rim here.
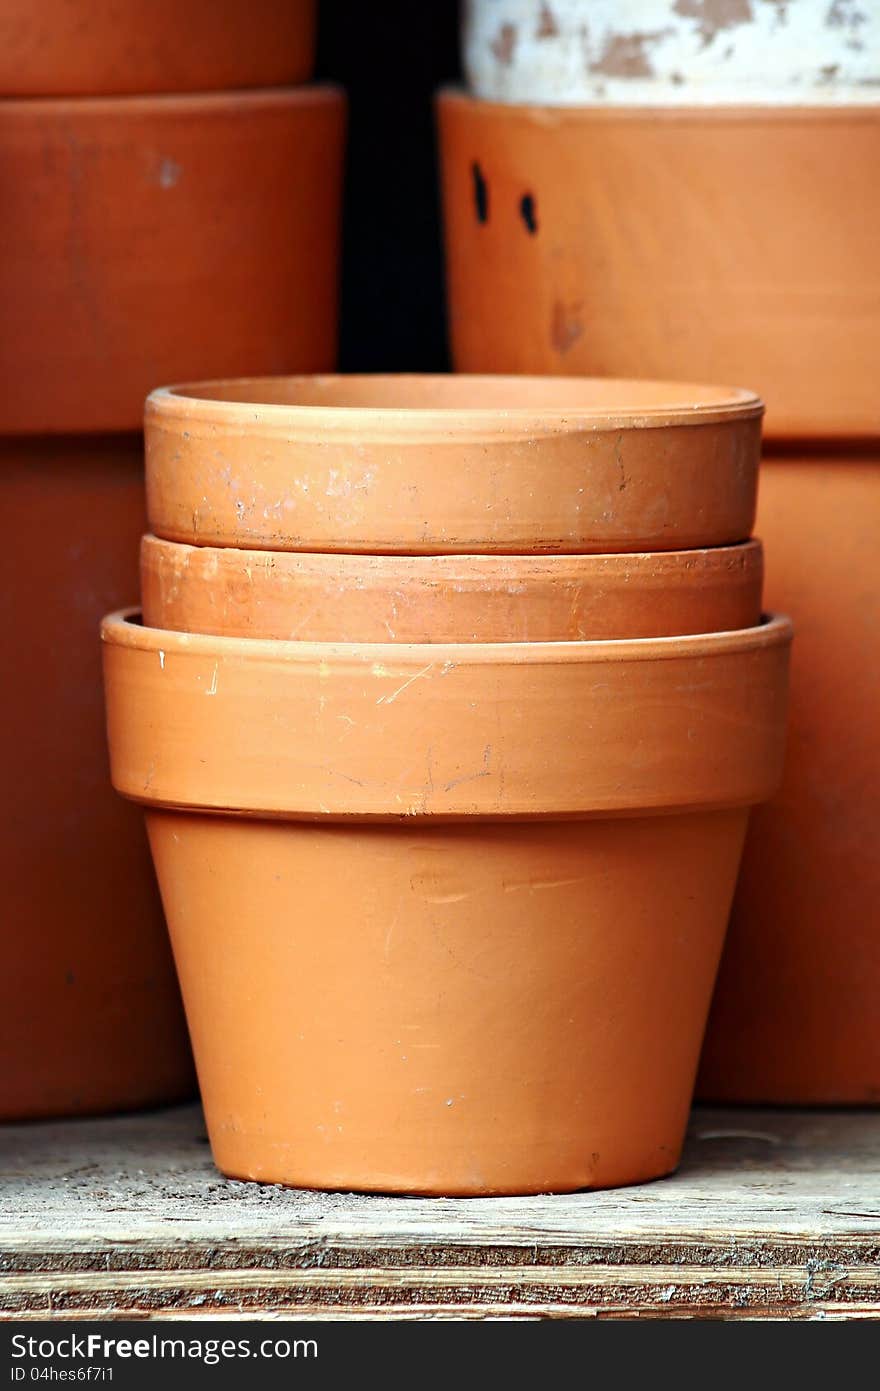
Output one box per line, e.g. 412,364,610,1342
141,532,765,574
437,86,880,122
147,373,763,437
103,607,790,666
0,83,344,118
102,610,791,819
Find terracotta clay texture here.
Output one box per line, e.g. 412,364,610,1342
0,0,317,96
103,610,791,1194
0,89,345,435
699,455,880,1104
0,440,193,1119
145,375,762,554
463,0,880,106
437,94,880,439
141,534,764,643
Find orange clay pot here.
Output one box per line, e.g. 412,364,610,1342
0,89,345,435
0,0,317,97
0,439,193,1119
699,454,880,1104
437,93,880,440
141,533,764,643
102,610,791,1194
145,375,762,555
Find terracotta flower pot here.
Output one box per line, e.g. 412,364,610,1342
0,438,194,1119
699,453,880,1104
0,0,317,97
437,93,880,439
103,609,791,1194
145,375,762,554
0,88,345,435
141,533,764,642
463,0,880,106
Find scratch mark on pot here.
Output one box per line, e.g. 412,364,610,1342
377,662,435,706
206,663,219,697
503,876,585,894
424,890,473,905
551,300,584,353
157,156,182,188
490,21,517,64
443,744,492,793
158,649,165,670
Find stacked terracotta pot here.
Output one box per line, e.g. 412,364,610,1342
439,0,880,1105
1,1,346,1118
102,374,790,1195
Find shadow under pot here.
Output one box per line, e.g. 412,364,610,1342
0,438,194,1119
141,534,764,642
102,610,791,1196
144,374,762,555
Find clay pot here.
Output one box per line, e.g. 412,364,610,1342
699,453,880,1104
0,438,194,1119
0,0,317,97
463,0,880,106
145,375,762,554
437,93,880,439
0,89,345,435
141,533,764,642
103,609,791,1194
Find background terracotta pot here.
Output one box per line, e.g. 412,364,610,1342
103,611,791,1194
0,0,317,97
0,88,346,434
141,533,764,642
698,454,880,1104
463,0,880,106
0,440,194,1119
145,375,762,554
437,93,880,440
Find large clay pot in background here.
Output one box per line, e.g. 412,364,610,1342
0,440,194,1119
145,375,762,553
698,454,880,1104
103,610,791,1194
0,88,346,434
0,0,317,97
437,93,880,439
463,0,880,106
141,533,764,642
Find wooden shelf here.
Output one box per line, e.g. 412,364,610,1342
2,1105,879,1319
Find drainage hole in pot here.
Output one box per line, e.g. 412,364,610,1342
519,192,538,234
471,161,489,223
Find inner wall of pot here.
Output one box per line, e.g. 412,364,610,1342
163,373,759,416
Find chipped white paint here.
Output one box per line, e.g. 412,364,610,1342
464,0,880,104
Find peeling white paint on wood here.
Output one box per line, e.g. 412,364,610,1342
464,0,880,104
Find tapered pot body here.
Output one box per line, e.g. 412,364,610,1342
699,455,880,1103
141,534,763,642
437,93,880,439
103,611,790,1194
0,0,317,96
0,440,193,1118
145,375,762,554
0,89,345,434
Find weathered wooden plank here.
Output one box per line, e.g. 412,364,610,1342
2,1104,879,1318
